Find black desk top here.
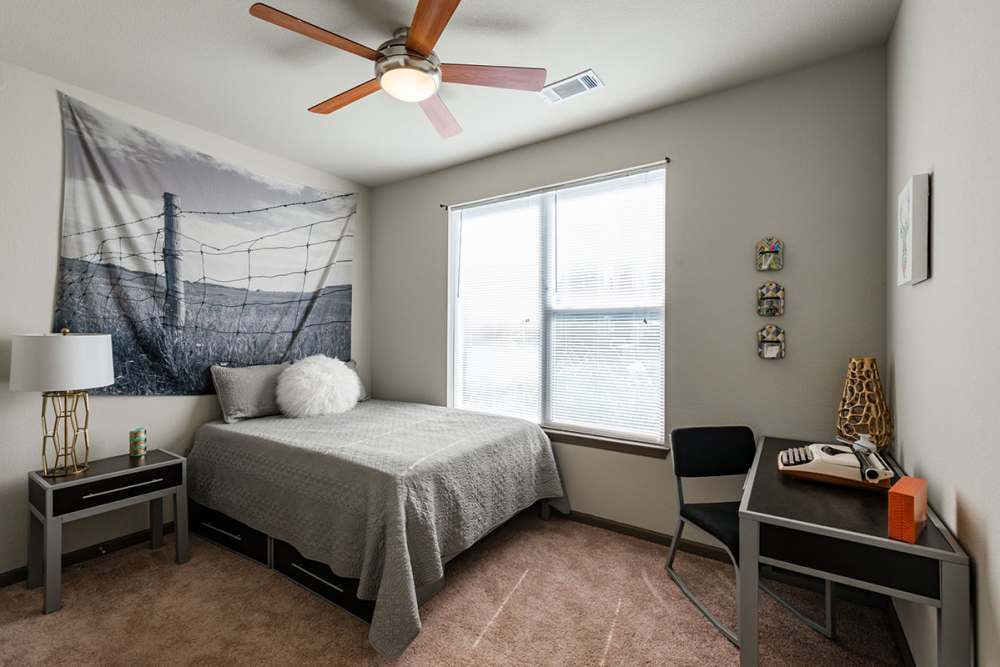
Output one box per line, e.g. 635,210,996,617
743,437,963,560
31,449,180,487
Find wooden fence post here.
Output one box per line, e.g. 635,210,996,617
162,192,186,328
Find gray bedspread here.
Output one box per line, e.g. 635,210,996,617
186,400,567,658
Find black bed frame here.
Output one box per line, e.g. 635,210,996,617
189,499,376,622
189,498,552,622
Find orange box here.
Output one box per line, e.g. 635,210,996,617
888,476,928,543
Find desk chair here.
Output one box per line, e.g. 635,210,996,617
667,426,835,646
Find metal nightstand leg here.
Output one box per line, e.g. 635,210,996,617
27,511,43,589
43,517,62,613
173,487,189,564
149,497,164,549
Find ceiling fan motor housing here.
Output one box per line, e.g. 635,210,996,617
375,28,442,98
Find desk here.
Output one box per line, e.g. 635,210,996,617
738,437,970,666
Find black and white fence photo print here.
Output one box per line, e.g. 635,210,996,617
54,94,355,395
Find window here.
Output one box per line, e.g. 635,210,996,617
450,166,665,443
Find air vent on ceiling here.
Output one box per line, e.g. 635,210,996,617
541,69,603,103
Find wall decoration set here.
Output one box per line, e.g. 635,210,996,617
755,237,785,359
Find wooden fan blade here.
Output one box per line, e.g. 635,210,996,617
308,79,381,114
419,94,462,138
441,64,547,91
250,3,381,61
405,0,461,55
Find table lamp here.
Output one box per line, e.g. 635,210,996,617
9,329,115,477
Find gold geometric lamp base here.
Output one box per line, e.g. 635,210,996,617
9,329,115,478
41,390,92,478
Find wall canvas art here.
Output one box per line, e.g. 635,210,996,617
896,173,929,286
54,94,356,395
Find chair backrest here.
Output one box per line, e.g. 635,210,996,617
670,426,757,478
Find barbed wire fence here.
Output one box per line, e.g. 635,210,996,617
56,192,356,388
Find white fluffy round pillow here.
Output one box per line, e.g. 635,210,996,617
276,355,361,418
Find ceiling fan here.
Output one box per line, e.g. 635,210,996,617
249,0,547,138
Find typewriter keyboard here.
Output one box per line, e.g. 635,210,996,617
779,446,814,467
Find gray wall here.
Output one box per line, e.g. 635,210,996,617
0,61,371,574
887,1,1000,664
372,49,887,543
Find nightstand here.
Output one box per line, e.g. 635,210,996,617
26,449,189,613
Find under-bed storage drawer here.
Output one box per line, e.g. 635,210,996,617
273,539,375,623
189,500,268,565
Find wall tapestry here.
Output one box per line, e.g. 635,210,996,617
54,93,356,395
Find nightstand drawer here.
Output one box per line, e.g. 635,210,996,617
273,539,375,623
189,500,268,564
52,463,182,516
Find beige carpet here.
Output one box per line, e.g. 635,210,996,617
0,514,902,666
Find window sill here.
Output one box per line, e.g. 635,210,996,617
543,428,669,459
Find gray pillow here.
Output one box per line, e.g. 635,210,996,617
345,359,370,401
211,363,289,423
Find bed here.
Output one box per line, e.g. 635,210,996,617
186,399,567,658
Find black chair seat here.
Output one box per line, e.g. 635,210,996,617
680,501,741,563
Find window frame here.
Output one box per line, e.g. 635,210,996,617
447,163,667,446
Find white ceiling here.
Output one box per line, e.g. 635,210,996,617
0,0,899,186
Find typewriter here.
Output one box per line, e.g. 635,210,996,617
777,434,894,490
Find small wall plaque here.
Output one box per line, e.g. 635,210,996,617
756,281,785,317
757,324,785,359
756,237,784,271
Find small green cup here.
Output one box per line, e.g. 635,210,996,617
129,427,147,458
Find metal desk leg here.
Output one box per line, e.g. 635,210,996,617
825,580,837,640
43,517,62,613
173,487,189,564
939,560,971,666
149,497,163,549
27,511,43,589
739,517,760,667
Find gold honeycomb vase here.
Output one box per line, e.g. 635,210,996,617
836,357,893,450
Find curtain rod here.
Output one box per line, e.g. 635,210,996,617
440,157,670,210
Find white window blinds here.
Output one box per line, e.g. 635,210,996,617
453,196,543,422
451,166,665,442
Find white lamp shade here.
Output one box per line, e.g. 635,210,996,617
9,333,115,392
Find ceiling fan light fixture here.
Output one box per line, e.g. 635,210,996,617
251,2,545,138
374,33,442,104
380,66,439,102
